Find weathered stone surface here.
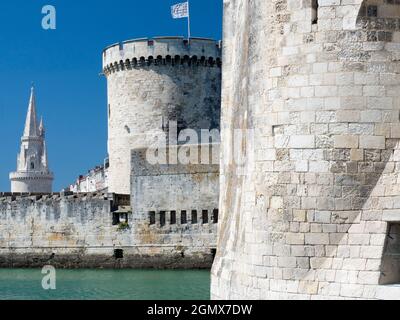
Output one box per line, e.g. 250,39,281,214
211,0,400,300
0,191,216,269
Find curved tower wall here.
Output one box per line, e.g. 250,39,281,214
212,0,400,299
103,37,222,194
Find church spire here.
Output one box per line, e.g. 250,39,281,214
23,86,39,138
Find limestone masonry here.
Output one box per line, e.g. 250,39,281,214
2,37,221,270
0,190,217,268
212,0,400,300
5,0,400,300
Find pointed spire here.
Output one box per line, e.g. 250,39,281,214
23,85,39,137
39,116,45,137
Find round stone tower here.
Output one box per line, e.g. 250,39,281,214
212,0,400,300
103,37,222,194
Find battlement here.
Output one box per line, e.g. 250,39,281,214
0,191,129,205
103,37,222,75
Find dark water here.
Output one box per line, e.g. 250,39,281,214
0,269,211,300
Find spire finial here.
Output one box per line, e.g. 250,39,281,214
23,85,38,137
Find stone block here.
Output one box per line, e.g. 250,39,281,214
334,135,359,149
359,136,385,149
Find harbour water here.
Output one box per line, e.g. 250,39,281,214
0,269,210,300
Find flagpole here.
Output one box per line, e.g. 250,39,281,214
187,0,191,40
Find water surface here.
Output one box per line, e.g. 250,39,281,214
0,269,210,300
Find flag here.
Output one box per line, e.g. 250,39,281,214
171,2,189,19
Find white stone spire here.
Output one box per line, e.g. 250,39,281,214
23,86,39,138
10,86,54,193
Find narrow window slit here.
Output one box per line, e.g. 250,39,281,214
312,0,318,25
149,211,156,225
181,210,187,224
192,210,198,224
213,209,219,224
170,211,176,225
202,210,209,224
160,211,166,227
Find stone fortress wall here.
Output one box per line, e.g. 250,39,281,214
130,144,220,266
103,37,222,194
212,0,400,300
0,188,217,268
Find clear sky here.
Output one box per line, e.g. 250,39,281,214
0,0,223,191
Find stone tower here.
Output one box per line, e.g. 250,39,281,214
212,1,400,300
10,87,54,193
103,37,222,194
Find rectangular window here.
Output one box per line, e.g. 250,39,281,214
202,210,209,224
160,211,166,227
149,211,156,225
112,212,120,226
170,211,176,225
181,210,187,224
213,209,219,224
312,0,318,24
114,249,124,259
192,210,198,224
367,5,378,18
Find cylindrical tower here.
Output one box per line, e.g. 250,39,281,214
103,37,222,194
212,0,400,300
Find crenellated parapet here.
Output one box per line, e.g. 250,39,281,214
102,37,222,76
0,191,128,204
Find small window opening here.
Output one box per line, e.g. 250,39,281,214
114,249,124,259
148,40,154,46
379,223,400,285
160,211,166,227
181,210,187,224
211,249,217,261
149,211,156,225
312,0,318,25
213,209,219,224
192,210,198,224
367,5,378,17
170,211,176,225
202,210,209,224
30,162,35,170
112,212,120,225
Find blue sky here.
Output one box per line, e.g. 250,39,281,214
0,0,223,191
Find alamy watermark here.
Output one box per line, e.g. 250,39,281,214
42,5,56,30
41,265,56,290
144,121,255,176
